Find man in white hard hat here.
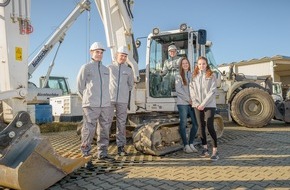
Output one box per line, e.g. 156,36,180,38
160,44,182,94
108,46,134,156
77,42,114,170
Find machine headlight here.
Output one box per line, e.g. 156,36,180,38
205,41,213,47
152,27,160,35
180,23,187,31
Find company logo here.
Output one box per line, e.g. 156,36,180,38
31,49,49,67
37,93,60,97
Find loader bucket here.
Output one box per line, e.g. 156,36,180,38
0,111,90,190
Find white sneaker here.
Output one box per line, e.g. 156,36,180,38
184,145,193,153
189,144,198,152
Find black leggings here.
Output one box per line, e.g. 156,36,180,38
194,107,217,148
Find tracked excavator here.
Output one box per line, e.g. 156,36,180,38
92,1,225,156
94,0,289,157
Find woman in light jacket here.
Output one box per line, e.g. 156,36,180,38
190,56,219,161
175,57,198,153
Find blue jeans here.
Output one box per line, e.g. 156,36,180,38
177,105,198,146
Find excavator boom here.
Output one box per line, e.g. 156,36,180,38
0,1,89,189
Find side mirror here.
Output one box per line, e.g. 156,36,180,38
198,29,207,45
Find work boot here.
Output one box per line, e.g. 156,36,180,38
85,160,94,171
118,146,128,156
97,155,115,163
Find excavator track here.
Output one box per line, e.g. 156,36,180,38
133,119,182,156
0,111,90,190
75,112,224,156
132,113,224,156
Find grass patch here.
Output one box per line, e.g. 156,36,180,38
39,122,79,133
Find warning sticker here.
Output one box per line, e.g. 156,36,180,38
15,47,22,61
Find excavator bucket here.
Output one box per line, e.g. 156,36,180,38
0,111,90,190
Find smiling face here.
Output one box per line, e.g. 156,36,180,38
116,53,128,64
181,59,190,71
197,58,207,72
168,49,177,58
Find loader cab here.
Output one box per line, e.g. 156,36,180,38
272,82,283,102
39,76,71,95
145,24,206,111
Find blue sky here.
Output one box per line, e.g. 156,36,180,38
29,0,290,93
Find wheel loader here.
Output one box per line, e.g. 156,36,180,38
206,58,290,127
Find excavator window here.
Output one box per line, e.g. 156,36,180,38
148,32,190,98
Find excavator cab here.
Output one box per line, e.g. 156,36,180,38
147,25,207,103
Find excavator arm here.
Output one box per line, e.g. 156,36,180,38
1,1,140,188
94,0,139,82
0,1,90,189
26,0,91,104
28,0,90,79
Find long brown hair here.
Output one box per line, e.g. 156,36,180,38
193,56,213,78
179,57,191,85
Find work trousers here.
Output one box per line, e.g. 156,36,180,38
81,106,111,158
194,107,217,148
109,102,128,147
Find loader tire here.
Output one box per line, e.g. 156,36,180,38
214,114,224,138
230,87,275,128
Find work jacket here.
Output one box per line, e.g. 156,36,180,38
77,60,111,108
190,70,217,108
108,61,134,104
175,71,192,105
161,56,182,76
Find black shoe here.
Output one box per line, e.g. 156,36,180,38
200,149,210,158
85,160,94,171
118,146,128,156
210,152,219,161
97,155,115,162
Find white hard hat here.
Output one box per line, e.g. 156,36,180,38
168,45,177,51
90,42,105,51
117,46,129,55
